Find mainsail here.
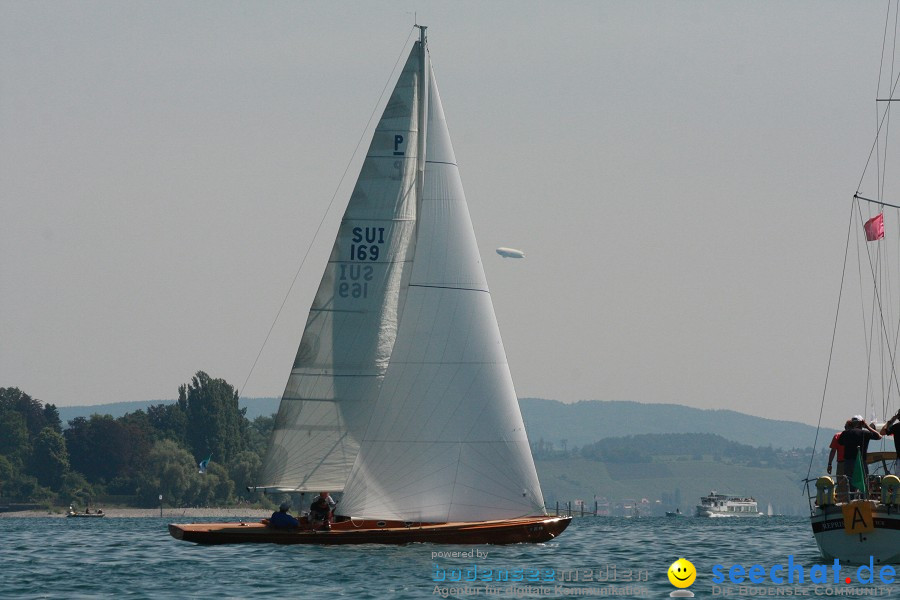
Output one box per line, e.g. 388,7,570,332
259,29,546,523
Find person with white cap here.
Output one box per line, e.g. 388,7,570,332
838,415,882,490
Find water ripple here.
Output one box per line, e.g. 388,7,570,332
0,516,887,598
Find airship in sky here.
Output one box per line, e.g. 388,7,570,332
495,247,526,259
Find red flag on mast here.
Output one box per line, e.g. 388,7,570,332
864,213,885,241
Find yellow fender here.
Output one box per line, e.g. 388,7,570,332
881,475,900,506
816,476,836,506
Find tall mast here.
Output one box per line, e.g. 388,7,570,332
415,25,428,205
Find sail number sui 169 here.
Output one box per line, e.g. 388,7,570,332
340,226,386,299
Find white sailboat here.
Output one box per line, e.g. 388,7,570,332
808,201,900,561
169,26,570,545
807,10,900,564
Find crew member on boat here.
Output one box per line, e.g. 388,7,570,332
880,409,900,474
268,502,299,529
839,415,882,488
309,492,335,531
827,420,852,477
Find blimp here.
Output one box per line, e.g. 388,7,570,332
495,247,526,259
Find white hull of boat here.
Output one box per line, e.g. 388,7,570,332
696,491,761,518
695,507,763,518
810,507,900,565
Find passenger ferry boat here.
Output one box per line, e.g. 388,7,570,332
695,491,762,517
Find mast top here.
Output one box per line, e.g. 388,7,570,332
415,24,427,45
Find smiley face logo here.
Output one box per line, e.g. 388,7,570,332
667,558,696,588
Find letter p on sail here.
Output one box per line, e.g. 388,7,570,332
864,213,885,241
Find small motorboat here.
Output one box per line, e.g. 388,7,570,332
66,506,105,518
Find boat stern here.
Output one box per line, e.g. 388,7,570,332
810,505,900,565
168,523,186,540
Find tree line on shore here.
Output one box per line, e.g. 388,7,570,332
0,372,275,509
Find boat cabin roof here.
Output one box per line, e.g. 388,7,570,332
867,451,898,464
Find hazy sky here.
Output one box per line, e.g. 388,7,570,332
2,1,898,429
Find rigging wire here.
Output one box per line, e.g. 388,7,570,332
856,202,881,420
868,0,900,423
888,207,900,416
810,4,900,482
806,203,856,482
877,2,898,421
885,1,900,419
238,27,418,398
854,199,900,419
855,67,900,193
853,202,877,419
884,1,900,202
845,1,900,432
874,236,884,421
876,0,891,202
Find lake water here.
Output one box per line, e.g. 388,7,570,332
1,516,895,598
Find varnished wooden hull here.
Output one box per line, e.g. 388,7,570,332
168,515,571,545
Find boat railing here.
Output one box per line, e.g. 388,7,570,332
807,473,887,512
867,474,884,499
550,501,573,517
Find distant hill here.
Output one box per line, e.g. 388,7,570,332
539,431,815,516
58,396,820,451
535,455,809,516
519,398,820,451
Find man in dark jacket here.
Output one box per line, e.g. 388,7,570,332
269,502,299,529
839,415,882,490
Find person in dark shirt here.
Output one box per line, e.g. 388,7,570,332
880,410,900,474
839,415,882,489
309,492,335,531
268,502,299,529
